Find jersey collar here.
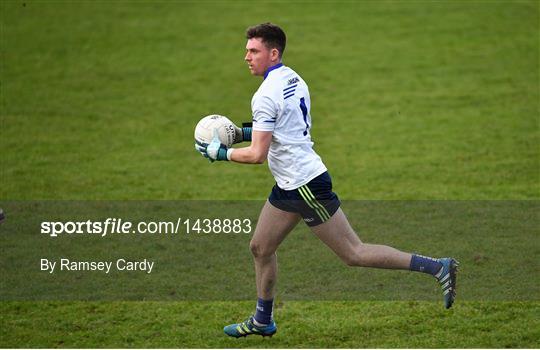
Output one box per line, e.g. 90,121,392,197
264,62,283,80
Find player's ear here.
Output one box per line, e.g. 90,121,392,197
271,48,279,61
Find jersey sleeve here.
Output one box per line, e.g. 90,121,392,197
252,94,278,132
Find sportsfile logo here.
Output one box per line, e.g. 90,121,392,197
40,217,253,237
40,218,182,237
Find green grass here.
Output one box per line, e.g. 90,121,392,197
1,0,539,348
1,0,538,200
1,301,539,348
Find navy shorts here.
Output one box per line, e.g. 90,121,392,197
268,171,341,227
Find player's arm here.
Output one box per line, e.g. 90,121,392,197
228,130,272,164
194,128,271,164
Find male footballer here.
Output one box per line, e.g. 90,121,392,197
195,23,458,338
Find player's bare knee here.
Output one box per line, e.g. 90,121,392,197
249,240,274,258
342,253,361,267
343,245,368,267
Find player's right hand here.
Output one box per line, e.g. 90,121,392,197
195,128,229,162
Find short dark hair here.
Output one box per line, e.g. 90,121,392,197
246,23,286,57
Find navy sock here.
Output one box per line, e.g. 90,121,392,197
254,298,273,325
410,254,443,276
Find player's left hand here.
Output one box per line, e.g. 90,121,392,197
232,122,253,144
194,128,229,162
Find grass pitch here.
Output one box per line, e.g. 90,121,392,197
1,301,539,348
1,0,539,348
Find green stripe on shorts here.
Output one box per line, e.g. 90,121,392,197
298,185,331,222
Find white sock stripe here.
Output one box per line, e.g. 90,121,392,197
415,254,439,262
252,318,266,327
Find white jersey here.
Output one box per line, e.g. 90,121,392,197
251,63,327,190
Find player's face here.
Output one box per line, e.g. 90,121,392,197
245,38,275,76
